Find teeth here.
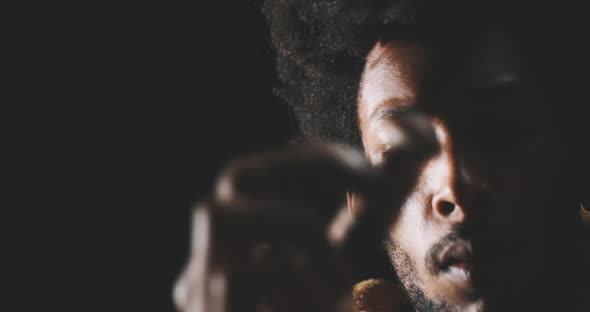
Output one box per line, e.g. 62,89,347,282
447,265,471,281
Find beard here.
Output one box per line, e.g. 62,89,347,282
385,239,457,312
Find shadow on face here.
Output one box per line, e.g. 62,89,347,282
357,30,576,311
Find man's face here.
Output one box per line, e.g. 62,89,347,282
357,35,572,311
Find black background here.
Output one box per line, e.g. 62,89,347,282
3,1,290,311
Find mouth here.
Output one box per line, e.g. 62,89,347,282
437,241,474,282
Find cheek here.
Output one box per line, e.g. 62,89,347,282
389,195,452,298
491,134,566,208
387,156,446,261
388,186,439,279
390,195,427,252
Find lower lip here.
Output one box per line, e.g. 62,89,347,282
444,263,473,283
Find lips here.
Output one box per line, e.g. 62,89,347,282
438,240,473,271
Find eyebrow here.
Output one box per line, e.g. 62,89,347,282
368,74,518,123
369,101,416,122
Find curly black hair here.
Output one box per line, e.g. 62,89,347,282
261,0,589,150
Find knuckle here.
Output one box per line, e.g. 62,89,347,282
215,170,237,203
214,158,252,203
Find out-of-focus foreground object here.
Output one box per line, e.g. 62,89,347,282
352,279,404,312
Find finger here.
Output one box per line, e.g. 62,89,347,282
179,203,349,312
205,201,331,260
176,208,220,312
330,111,438,280
214,144,379,220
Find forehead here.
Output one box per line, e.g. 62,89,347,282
357,41,424,126
357,33,527,123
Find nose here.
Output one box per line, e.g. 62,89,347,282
429,125,491,225
432,187,466,223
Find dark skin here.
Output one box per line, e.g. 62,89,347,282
174,31,583,312
360,36,578,311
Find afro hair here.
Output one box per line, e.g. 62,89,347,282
262,0,590,151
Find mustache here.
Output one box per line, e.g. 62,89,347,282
424,231,462,275
423,223,496,275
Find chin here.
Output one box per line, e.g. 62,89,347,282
425,270,488,311
413,282,487,312
457,301,487,312
435,266,478,298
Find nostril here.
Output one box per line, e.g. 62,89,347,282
438,200,456,216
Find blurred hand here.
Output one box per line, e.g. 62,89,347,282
174,112,437,312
